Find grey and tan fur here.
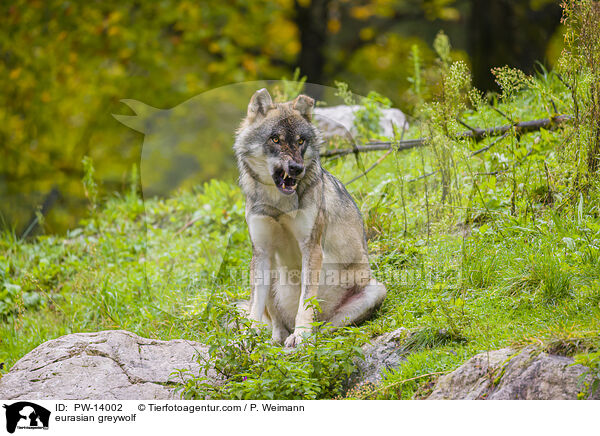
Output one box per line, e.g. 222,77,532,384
234,88,386,347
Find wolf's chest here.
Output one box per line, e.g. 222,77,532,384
275,210,315,243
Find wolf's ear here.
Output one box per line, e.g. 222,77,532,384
292,94,314,121
247,88,273,119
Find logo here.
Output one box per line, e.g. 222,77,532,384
2,402,50,434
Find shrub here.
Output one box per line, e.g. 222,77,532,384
174,294,366,400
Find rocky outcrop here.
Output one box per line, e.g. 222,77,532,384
428,346,599,400
0,330,211,400
347,333,599,400
313,105,407,140
348,328,409,389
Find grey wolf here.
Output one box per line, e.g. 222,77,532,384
234,88,387,347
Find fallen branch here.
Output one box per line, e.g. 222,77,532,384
470,132,510,156
344,120,408,186
322,114,572,158
406,132,511,183
323,138,425,158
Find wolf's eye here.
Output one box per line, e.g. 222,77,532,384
298,138,304,145
271,136,280,143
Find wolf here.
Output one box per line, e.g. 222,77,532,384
234,88,387,347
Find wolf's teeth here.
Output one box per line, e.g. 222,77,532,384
291,183,297,189
283,170,289,180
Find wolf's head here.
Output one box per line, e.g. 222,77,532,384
234,88,320,196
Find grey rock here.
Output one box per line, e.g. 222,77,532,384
348,328,410,390
428,346,599,400
313,105,407,140
0,330,211,400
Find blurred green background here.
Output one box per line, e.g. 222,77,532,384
0,0,564,235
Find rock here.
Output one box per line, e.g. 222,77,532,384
347,328,410,390
0,330,212,400
313,105,407,140
428,346,599,400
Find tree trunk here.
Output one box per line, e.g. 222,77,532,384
294,0,330,88
468,0,562,91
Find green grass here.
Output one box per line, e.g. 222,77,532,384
1,72,600,399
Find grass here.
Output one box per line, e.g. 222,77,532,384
1,70,600,399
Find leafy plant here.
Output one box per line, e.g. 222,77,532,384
82,156,99,213
175,294,366,400
354,91,392,141
334,80,356,106
0,283,21,316
408,44,423,103
273,68,307,102
574,350,600,399
557,0,600,190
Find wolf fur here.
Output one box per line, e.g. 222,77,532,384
234,88,387,347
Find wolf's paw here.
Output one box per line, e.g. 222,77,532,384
284,331,306,348
271,328,289,345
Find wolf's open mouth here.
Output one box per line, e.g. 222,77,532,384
272,168,297,195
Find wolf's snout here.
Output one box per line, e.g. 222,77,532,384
288,161,304,177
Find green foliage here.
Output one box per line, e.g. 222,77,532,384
492,66,535,102
175,294,365,400
400,326,466,353
505,247,573,305
332,82,394,143
323,21,600,397
408,44,424,107
433,30,452,67
417,32,474,206
557,0,600,189
0,283,21,316
273,68,307,103
574,350,600,399
354,91,393,140
460,239,498,290
334,80,356,106
82,156,99,213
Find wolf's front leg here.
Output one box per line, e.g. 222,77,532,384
249,250,271,324
247,215,278,324
284,242,323,347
